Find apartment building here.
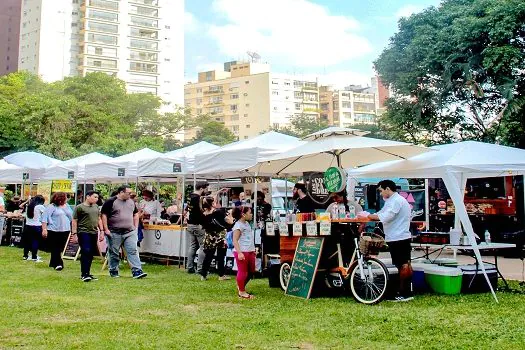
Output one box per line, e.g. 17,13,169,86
0,0,22,76
320,85,378,127
17,0,184,107
184,61,320,140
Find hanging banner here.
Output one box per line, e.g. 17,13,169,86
38,181,53,204
305,172,330,205
379,189,426,221
324,167,347,193
241,176,271,184
51,180,77,193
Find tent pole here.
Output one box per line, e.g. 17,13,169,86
179,175,185,269
285,177,288,211
424,179,430,230
443,172,498,302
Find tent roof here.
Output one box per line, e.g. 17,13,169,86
0,160,26,184
138,142,221,177
164,141,219,158
3,151,60,169
348,141,525,179
194,132,304,177
113,148,162,162
40,152,113,181
60,152,112,166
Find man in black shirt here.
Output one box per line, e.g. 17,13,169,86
186,181,209,274
293,183,316,213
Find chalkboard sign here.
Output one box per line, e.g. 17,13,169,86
285,237,324,299
62,233,80,260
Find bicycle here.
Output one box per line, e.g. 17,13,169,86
280,226,389,305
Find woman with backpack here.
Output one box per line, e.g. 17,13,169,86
22,195,46,261
199,196,234,281
231,206,256,299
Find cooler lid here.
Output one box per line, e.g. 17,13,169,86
424,266,462,276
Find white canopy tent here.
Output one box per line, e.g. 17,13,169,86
194,131,305,178
40,152,113,181
0,160,26,184
138,141,219,178
347,141,525,302
84,148,162,183
3,151,61,182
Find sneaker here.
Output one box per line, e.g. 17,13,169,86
23,256,29,261
81,275,93,282
32,257,43,263
187,268,195,274
88,275,98,281
218,275,231,281
132,270,147,279
391,295,414,302
109,271,120,278
55,265,63,271
200,275,207,281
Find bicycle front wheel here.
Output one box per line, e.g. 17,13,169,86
348,257,389,305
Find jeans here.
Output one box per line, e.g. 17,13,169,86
23,225,42,259
48,230,69,268
186,224,205,271
106,230,142,274
200,246,227,278
78,232,98,277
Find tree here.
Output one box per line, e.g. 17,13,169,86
272,114,329,138
0,72,208,158
193,120,236,146
374,0,525,146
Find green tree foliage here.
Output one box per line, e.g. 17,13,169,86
0,72,208,158
375,0,525,146
272,114,329,138
193,120,237,146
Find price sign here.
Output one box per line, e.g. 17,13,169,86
241,176,271,184
320,221,331,236
293,222,303,236
266,222,275,236
306,221,317,236
278,222,288,235
324,167,346,193
118,168,126,177
172,163,182,173
51,180,76,193
67,171,75,179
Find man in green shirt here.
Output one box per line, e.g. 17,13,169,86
72,191,103,282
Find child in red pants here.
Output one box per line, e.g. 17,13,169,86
232,206,256,299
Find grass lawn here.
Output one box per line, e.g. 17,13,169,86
1,246,524,350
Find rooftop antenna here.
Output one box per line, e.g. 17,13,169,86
246,51,261,63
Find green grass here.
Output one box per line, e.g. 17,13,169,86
1,246,524,350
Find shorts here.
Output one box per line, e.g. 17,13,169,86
388,238,411,268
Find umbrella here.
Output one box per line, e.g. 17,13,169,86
247,127,431,175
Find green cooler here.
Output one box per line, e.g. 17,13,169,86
424,266,463,295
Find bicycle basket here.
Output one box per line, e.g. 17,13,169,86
359,234,385,256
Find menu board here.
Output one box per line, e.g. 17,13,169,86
285,237,324,299
62,233,80,260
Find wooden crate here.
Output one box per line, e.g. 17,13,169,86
279,236,300,264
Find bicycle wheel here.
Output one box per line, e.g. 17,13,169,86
279,262,291,291
348,257,389,304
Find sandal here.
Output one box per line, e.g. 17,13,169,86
238,293,254,300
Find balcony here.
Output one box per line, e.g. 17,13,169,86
130,0,159,7
204,89,224,95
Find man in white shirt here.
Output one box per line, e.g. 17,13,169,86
368,180,413,302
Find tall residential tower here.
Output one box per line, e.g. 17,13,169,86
18,0,184,106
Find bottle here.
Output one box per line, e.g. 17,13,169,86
331,204,338,220
484,229,491,244
338,203,346,219
348,204,356,219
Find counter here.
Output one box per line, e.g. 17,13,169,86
141,224,186,258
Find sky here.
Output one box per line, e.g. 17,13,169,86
184,0,441,88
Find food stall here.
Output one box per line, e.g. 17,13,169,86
140,223,186,264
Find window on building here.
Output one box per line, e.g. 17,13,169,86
245,104,250,107
246,124,250,129
245,80,249,84
231,93,239,99
196,88,202,93
89,0,118,11
130,16,158,28
272,91,279,96
244,114,248,118
196,98,202,105
129,62,157,73
295,103,301,110
273,123,279,129
230,105,238,112
129,50,157,61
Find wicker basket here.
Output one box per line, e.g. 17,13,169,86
359,234,385,256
